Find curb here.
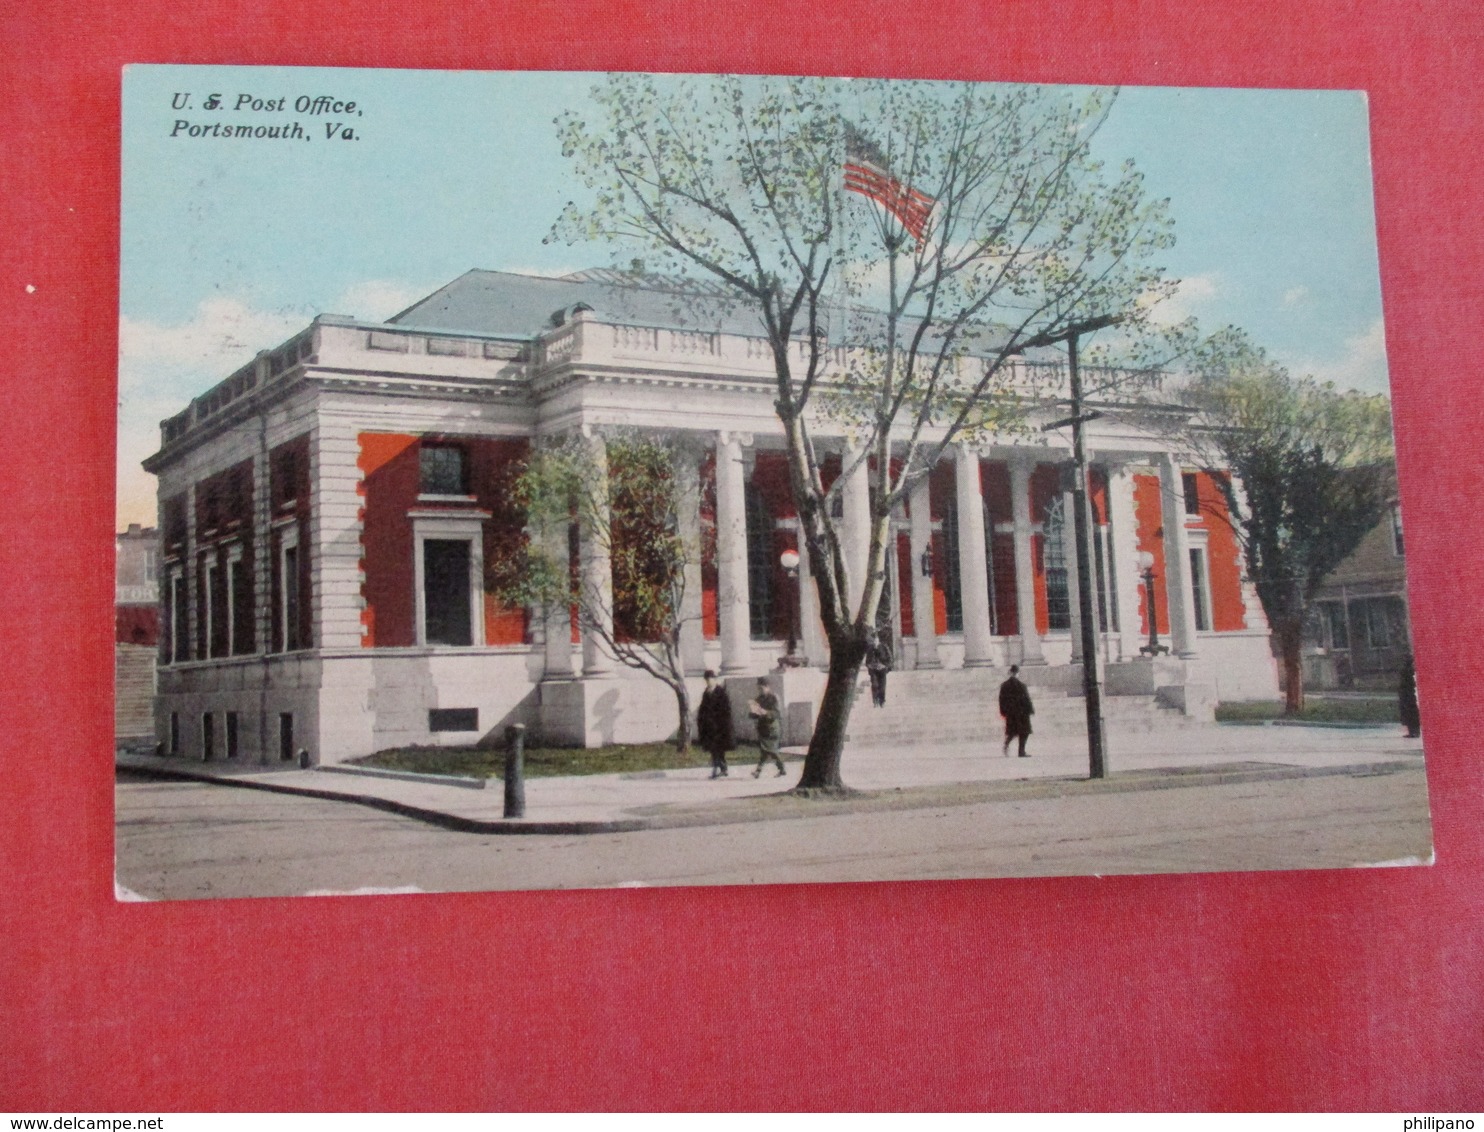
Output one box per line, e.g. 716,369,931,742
117,755,1422,836
316,764,487,791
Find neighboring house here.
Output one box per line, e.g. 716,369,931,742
116,523,160,743
141,268,1278,765
1304,496,1410,691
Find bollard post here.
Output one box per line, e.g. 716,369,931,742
503,723,526,819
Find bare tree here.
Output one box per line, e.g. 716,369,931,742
552,74,1177,791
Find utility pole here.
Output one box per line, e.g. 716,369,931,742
1026,313,1123,780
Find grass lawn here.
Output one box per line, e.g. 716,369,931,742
348,741,783,780
1216,698,1401,725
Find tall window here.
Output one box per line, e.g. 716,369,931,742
1391,505,1404,557
423,539,474,646
1324,602,1349,650
420,443,468,495
1182,472,1201,517
1363,599,1392,649
168,570,188,663
279,532,301,651
940,495,962,632
205,558,220,658
1189,547,1211,632
745,483,774,639
1043,497,1070,631
228,547,250,655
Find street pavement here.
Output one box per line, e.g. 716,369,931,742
115,721,1426,834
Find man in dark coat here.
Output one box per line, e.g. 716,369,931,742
1398,655,1421,739
696,669,735,778
865,629,893,708
999,664,1035,758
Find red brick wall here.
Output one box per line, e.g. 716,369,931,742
357,433,529,648
116,605,159,647
1029,462,1062,634
1188,471,1247,632
1133,472,1168,636
193,457,256,658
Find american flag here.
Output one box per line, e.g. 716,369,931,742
843,124,936,246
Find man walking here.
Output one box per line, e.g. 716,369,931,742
696,669,735,778
999,664,1035,758
749,676,787,778
865,629,893,708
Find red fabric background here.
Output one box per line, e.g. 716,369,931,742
2,0,1481,1110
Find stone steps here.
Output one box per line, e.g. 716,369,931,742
115,645,156,739
843,667,1196,744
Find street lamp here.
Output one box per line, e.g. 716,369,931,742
1136,550,1169,657
1024,312,1125,780
779,547,803,665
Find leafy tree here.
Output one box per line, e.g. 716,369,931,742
1180,327,1394,713
503,432,706,751
552,74,1177,791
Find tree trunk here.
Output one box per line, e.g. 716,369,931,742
673,682,692,752
794,636,867,793
1278,617,1305,715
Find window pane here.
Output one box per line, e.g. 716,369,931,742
1182,473,1200,516
1326,602,1349,649
745,484,774,639
1189,548,1210,632
420,445,467,495
424,539,473,646
941,495,963,632
1043,497,1069,631
283,545,300,650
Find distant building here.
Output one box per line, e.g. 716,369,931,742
116,523,160,742
142,268,1279,765
1304,497,1410,690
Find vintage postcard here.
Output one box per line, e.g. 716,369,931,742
114,65,1430,899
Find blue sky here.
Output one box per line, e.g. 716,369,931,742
118,66,1388,525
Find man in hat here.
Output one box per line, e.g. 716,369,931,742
748,676,787,778
696,669,735,778
999,665,1035,758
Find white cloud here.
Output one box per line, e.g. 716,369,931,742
1283,285,1310,306
328,279,428,321
1142,273,1219,327
1289,317,1390,394
118,296,305,396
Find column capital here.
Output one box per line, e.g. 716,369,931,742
716,430,754,449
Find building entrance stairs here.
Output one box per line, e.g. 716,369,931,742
844,666,1197,747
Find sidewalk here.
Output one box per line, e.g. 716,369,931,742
116,723,1425,835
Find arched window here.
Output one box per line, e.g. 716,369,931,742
745,483,774,639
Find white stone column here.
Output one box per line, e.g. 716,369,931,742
908,471,940,668
580,430,616,677
840,441,872,616
311,410,367,651
1106,462,1144,661
954,444,994,666
1009,454,1045,664
794,522,829,665
715,432,753,674
1227,472,1270,631
540,510,576,679
672,446,707,675
1157,453,1199,658
1062,485,1084,663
